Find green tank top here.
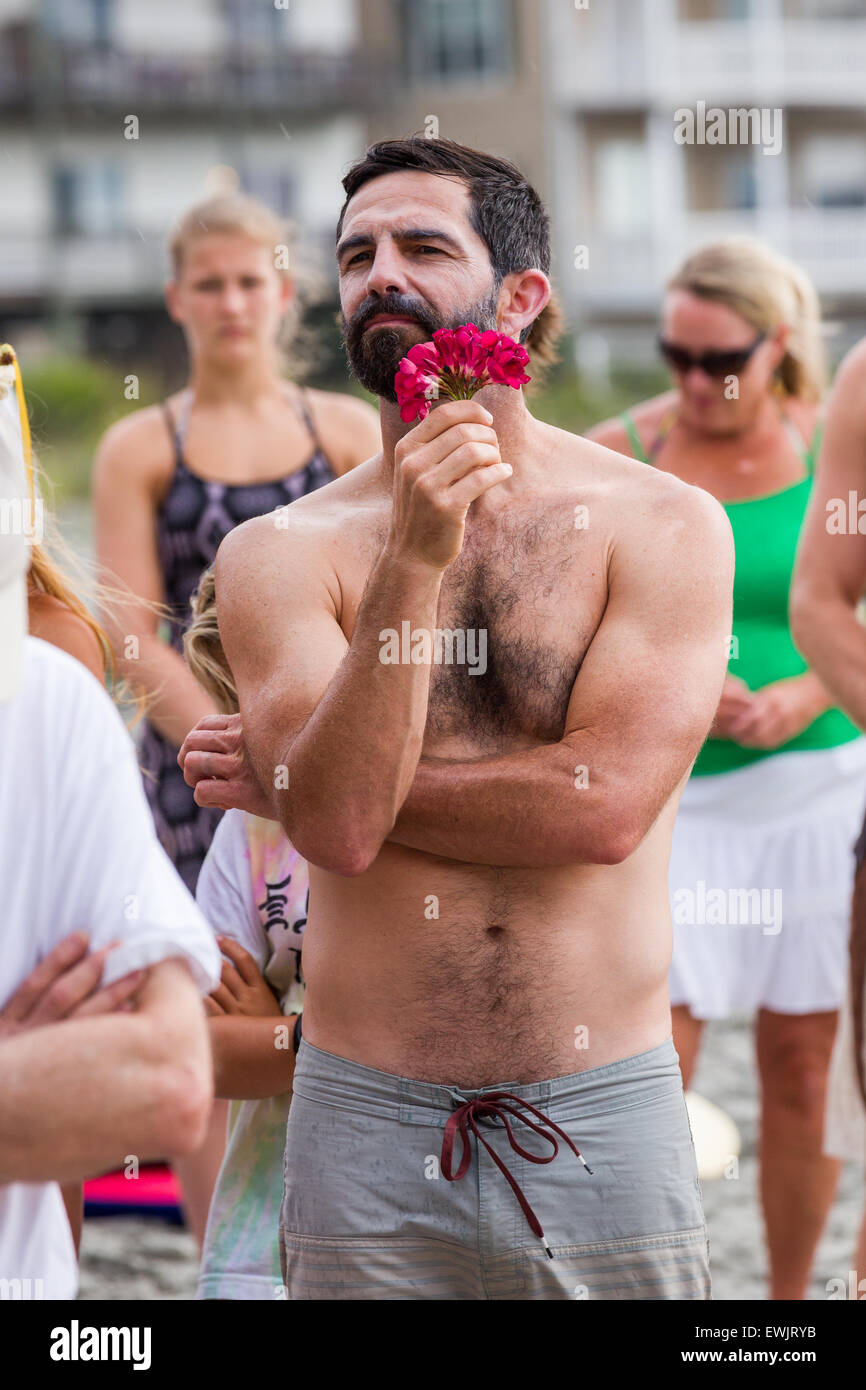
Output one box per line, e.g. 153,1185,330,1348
618,410,861,775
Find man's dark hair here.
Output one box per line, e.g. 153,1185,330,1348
336,136,562,374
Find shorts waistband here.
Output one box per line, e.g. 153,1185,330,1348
293,1035,681,1121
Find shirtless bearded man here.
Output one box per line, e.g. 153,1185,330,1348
181,138,734,1300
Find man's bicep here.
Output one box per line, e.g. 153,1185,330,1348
214,521,349,786
563,491,734,801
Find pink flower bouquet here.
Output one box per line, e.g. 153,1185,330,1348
394,322,530,423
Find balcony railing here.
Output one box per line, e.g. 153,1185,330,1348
573,208,866,313
560,19,866,107
0,36,387,113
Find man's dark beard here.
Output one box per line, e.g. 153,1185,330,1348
341,287,501,402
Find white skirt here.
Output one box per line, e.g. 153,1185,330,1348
668,738,866,1019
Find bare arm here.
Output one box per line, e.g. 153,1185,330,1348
204,937,295,1099
208,1017,296,1099
0,959,211,1184
388,481,735,866
92,413,219,746
790,343,866,729
217,401,512,875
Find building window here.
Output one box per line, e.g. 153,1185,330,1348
724,151,757,211
800,135,866,208
403,0,511,82
44,0,114,46
223,0,285,49
52,164,124,237
238,168,297,217
595,139,651,237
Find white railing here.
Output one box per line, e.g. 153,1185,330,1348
0,234,169,300
562,19,866,107
572,207,866,312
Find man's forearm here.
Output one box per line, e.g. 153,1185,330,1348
387,741,629,867
209,1016,296,1099
275,551,442,874
0,963,211,1183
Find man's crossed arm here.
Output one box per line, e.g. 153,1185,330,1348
208,475,733,873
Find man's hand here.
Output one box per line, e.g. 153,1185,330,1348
725,673,829,749
205,937,283,1019
178,713,275,818
0,932,148,1040
389,400,513,570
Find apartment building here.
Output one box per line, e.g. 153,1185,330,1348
545,0,866,363
0,0,383,355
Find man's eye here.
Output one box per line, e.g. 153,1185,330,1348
346,252,370,266
414,246,441,255
195,281,221,291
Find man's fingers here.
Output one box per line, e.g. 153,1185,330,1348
446,460,514,512
218,936,263,988
28,945,115,1025
177,713,241,768
193,779,244,810
203,995,224,1017
70,969,148,1019
0,932,91,1023
401,399,493,445
182,748,240,789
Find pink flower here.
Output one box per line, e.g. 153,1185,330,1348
485,335,530,388
394,321,531,422
394,356,439,422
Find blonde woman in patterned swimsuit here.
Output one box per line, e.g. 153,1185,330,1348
92,192,380,1246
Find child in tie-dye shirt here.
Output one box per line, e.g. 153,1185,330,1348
183,568,306,1299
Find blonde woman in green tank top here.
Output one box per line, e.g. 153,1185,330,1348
590,238,866,1301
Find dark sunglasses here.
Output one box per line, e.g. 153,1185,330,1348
657,333,766,378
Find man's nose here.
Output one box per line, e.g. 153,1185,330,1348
364,242,408,299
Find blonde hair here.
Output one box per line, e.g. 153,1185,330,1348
27,456,149,728
168,192,327,380
169,192,291,283
667,237,826,402
183,566,238,715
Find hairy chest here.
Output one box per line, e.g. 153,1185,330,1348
423,509,606,752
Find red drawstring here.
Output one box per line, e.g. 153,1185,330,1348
440,1090,593,1258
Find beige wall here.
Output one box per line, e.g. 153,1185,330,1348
357,0,547,198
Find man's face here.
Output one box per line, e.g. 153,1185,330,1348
337,170,501,401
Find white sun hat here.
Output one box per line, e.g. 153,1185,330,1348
0,345,36,706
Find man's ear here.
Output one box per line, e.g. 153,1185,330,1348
497,270,550,343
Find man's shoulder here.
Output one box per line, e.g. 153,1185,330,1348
217,460,387,562
553,422,725,517
547,424,733,575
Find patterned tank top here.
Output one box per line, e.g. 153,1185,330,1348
139,383,337,894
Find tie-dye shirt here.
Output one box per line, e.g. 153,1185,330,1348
195,809,307,1300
